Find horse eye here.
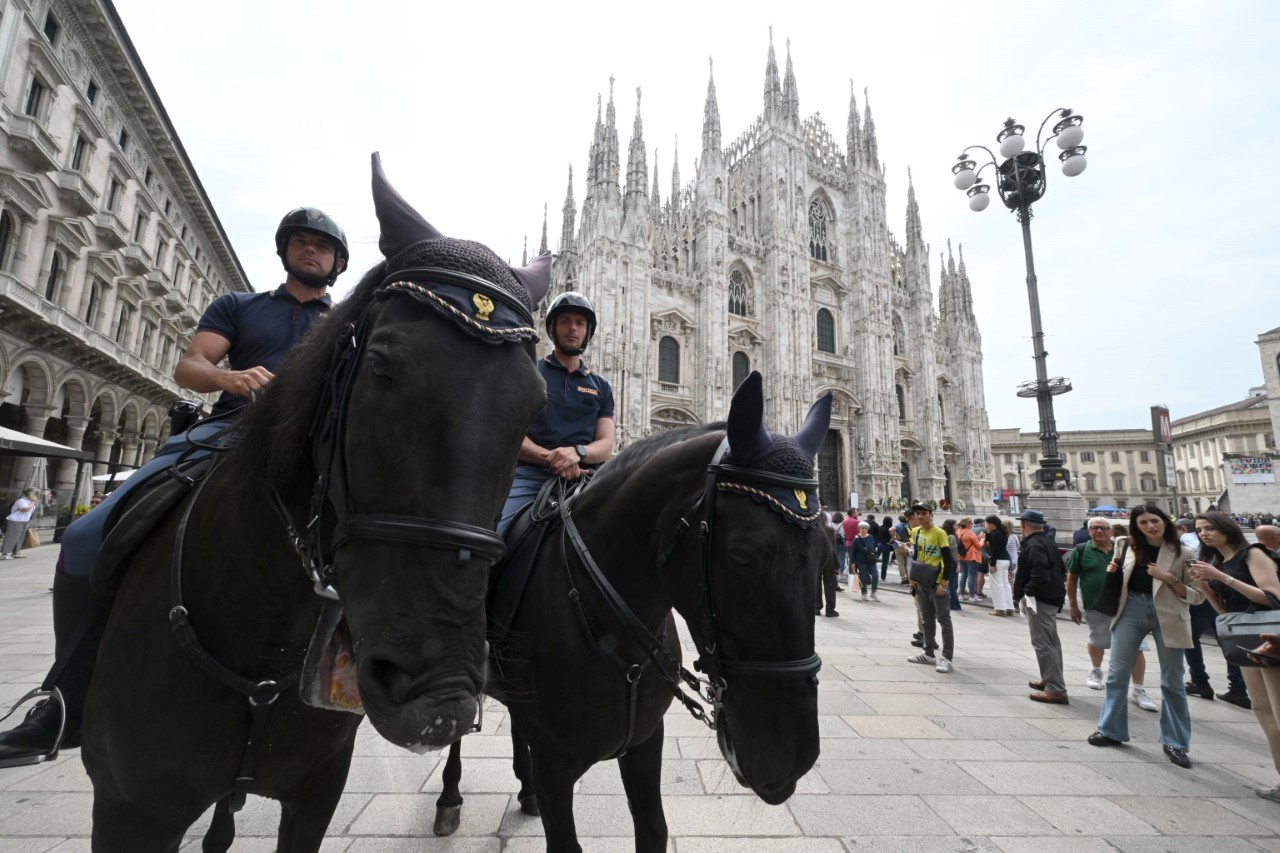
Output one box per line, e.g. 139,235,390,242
367,351,392,380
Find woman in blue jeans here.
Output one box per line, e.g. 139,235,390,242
1087,504,1203,768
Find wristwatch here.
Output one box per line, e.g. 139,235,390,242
575,444,588,463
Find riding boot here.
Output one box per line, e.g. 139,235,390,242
0,574,105,762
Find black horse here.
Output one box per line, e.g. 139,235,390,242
79,155,551,852
436,372,831,852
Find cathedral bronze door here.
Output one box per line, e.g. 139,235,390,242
818,430,842,510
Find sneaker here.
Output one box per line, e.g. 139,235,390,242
935,657,954,673
861,593,869,601
1131,685,1158,712
870,592,879,602
1219,691,1253,710
910,638,924,647
1185,680,1214,700
1086,668,1104,690
908,651,937,665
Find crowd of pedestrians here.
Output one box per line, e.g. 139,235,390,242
819,502,1280,794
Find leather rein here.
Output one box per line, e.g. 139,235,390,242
557,438,823,751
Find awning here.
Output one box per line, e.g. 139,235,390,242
0,425,95,461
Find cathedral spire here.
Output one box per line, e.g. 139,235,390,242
863,87,880,166
651,148,661,212
603,76,620,194
559,164,576,254
846,79,861,168
702,57,721,156
625,86,648,203
670,135,681,212
763,28,782,121
782,38,799,125
586,94,603,197
522,234,528,267
539,203,548,255
957,243,975,317
906,167,923,240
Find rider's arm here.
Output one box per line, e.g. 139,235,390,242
580,416,616,466
174,331,273,397
516,436,550,466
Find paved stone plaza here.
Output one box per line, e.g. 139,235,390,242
2,544,1279,851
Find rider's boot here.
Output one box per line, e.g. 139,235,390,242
0,572,104,764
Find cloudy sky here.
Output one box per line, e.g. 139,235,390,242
112,0,1280,433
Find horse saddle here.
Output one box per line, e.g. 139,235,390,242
92,456,215,597
487,476,576,639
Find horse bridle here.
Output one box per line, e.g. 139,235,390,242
559,437,823,733
275,267,535,600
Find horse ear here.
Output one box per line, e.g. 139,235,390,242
794,392,833,459
371,152,445,260
511,251,552,306
726,371,770,462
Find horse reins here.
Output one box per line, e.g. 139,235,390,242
557,438,823,750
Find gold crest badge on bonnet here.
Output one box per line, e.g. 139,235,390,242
472,293,494,322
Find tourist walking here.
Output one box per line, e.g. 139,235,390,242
1188,512,1280,800
1014,509,1068,704
877,515,894,581
850,521,879,601
904,504,957,673
1087,505,1203,769
984,515,1016,616
957,517,985,604
1,490,38,559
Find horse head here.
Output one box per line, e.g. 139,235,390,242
284,155,549,751
681,372,831,804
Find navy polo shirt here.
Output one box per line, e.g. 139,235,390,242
197,284,332,413
523,352,614,464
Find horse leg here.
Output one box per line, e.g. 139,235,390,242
275,742,356,852
527,742,588,853
91,793,189,853
433,738,464,836
511,721,538,816
616,720,669,853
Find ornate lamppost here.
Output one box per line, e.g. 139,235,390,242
951,110,1088,490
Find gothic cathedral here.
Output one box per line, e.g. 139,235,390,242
545,39,995,513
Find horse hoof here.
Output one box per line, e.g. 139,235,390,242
433,805,461,836
519,795,540,817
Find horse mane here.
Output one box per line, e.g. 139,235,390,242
226,261,390,493
585,422,725,495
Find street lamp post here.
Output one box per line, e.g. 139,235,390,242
951,110,1088,491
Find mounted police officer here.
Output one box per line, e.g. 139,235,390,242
0,208,348,767
497,292,615,535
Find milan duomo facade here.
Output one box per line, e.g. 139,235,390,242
544,40,995,512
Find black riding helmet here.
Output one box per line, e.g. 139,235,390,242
545,291,597,346
275,207,349,288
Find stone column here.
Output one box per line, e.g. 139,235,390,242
55,415,91,502
138,434,157,466
9,404,56,491
117,432,140,470
94,430,118,479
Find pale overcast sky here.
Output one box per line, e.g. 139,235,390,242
112,0,1280,433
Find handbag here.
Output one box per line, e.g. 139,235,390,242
1217,610,1280,668
909,560,941,585
1091,539,1128,617
22,527,39,550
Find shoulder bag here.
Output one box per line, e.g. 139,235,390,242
1216,545,1280,667
1091,538,1128,616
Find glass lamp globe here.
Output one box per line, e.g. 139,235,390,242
999,133,1025,158
1061,154,1087,177
1056,124,1084,149
968,191,991,211
953,169,977,190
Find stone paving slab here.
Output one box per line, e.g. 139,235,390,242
3,546,1279,849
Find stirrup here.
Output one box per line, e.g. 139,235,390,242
0,687,66,768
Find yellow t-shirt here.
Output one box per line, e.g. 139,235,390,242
911,525,950,583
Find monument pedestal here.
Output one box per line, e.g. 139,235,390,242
1024,488,1090,545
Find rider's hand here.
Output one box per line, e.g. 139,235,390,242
545,446,581,478
218,365,274,398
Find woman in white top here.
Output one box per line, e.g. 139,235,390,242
2,490,38,558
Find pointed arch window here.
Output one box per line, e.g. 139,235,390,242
44,251,64,302
816,308,835,353
892,315,905,357
808,200,828,262
731,351,749,390
938,393,946,426
728,268,753,317
0,212,14,271
658,336,680,384
896,385,906,421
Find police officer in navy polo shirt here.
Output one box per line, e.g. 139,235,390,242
0,209,348,766
497,292,615,535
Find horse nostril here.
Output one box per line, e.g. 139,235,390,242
365,657,415,705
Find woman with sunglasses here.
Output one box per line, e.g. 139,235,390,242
1189,512,1280,801
1087,504,1203,768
